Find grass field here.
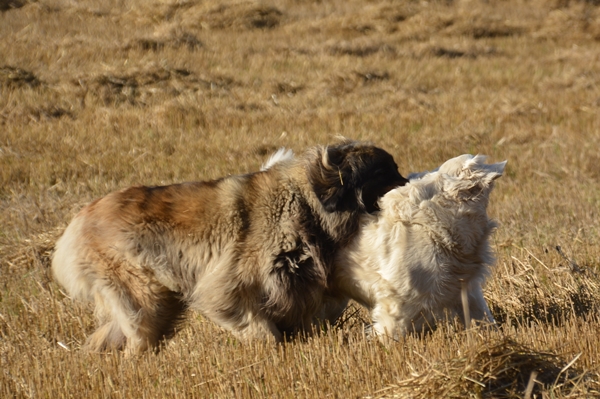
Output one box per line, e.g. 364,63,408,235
2,0,600,397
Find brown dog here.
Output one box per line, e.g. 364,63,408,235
52,141,408,353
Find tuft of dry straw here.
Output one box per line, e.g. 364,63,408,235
389,336,597,399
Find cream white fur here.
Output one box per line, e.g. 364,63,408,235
261,148,295,171
326,154,506,340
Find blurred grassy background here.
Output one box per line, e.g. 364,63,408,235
1,0,600,397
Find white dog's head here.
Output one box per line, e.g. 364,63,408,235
380,154,506,257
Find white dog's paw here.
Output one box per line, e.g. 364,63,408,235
363,323,374,339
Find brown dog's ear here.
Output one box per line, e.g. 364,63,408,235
307,144,357,213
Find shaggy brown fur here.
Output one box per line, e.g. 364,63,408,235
51,141,408,353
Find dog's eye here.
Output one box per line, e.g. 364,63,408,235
372,169,386,178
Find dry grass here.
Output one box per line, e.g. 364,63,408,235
2,0,600,397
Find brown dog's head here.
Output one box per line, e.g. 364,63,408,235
308,141,408,213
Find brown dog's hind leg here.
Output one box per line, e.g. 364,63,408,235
86,271,186,354
129,288,187,354
85,320,127,352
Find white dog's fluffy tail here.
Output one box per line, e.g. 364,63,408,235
261,148,294,171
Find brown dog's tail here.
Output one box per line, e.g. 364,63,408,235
52,213,95,303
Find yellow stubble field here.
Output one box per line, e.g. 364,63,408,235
1,0,600,397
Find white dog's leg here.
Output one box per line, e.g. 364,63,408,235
371,300,402,343
467,284,496,326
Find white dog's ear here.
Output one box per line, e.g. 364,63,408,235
440,155,506,200
464,156,507,185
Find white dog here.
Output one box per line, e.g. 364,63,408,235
322,154,506,340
